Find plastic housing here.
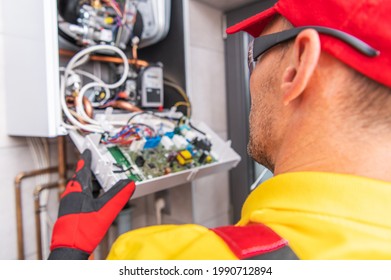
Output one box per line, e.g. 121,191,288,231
69,120,241,199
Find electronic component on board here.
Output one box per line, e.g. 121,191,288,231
176,150,193,166
172,135,188,150
135,156,145,167
161,135,174,150
100,112,220,182
56,1,240,194
139,65,164,108
58,0,171,50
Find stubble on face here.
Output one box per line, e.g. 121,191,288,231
247,70,277,172
246,16,292,173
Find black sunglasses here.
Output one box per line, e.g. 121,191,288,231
248,25,380,74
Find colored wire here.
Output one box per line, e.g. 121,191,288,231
132,123,156,137
127,111,151,124
102,0,123,17
164,80,192,117
189,121,207,136
113,166,133,173
102,121,156,145
174,101,191,114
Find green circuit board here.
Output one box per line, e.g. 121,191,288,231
108,143,215,181
107,146,142,182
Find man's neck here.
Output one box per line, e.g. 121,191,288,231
273,122,391,182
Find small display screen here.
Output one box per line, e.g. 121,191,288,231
146,88,162,103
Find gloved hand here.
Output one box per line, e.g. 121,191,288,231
48,149,135,260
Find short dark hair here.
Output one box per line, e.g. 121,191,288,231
344,68,391,129
278,16,391,129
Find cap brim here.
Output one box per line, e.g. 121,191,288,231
226,6,278,37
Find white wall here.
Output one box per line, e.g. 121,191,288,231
0,2,33,260
0,1,60,259
187,0,231,227
0,0,231,259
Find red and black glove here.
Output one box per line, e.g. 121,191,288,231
48,149,135,260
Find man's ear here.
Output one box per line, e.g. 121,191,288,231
281,29,321,106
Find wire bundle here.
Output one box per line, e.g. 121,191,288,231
60,44,130,133
102,123,155,145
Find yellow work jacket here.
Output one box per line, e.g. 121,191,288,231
107,172,391,260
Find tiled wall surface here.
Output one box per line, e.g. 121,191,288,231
133,0,231,229
133,0,231,230
188,0,231,227
0,0,231,259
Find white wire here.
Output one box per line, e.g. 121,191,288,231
27,137,52,259
73,69,111,97
73,54,90,69
59,68,103,130
60,67,110,90
36,137,50,203
42,138,50,166
62,68,111,124
61,45,129,133
59,68,111,128
60,76,105,133
250,167,269,191
64,45,129,89
108,120,128,126
27,138,40,177
36,138,51,260
35,138,49,185
61,120,78,131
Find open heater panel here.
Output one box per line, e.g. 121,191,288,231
4,0,240,198
69,114,240,198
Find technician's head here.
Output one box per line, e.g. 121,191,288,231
227,0,391,173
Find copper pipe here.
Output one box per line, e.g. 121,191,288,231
33,182,61,260
66,96,94,125
65,95,74,106
71,96,94,119
91,0,102,9
15,166,58,260
68,90,143,116
59,48,149,68
132,44,138,60
83,96,94,118
100,100,143,112
57,136,67,195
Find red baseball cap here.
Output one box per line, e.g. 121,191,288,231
227,0,391,88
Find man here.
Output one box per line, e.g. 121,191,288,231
49,0,391,260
